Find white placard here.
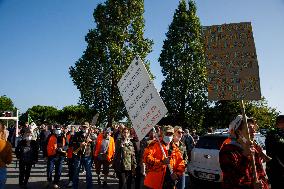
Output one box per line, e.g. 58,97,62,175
118,57,168,141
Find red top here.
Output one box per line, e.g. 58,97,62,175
219,141,269,189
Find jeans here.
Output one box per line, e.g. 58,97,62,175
73,155,92,189
176,173,185,189
47,156,64,184
0,167,7,189
19,161,32,185
67,158,74,182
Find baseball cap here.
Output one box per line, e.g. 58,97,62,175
162,125,174,134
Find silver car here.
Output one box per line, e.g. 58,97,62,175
188,132,266,185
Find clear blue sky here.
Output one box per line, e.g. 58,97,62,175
1,0,283,114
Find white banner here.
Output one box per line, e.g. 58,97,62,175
118,57,168,141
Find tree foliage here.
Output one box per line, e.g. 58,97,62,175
0,95,16,113
246,97,279,129
203,97,279,132
159,0,207,129
58,105,93,125
69,0,153,126
19,105,59,126
0,95,17,125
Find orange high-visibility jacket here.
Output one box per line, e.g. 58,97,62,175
144,140,185,189
47,134,66,157
93,133,115,162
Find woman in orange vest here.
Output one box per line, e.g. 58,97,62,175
144,125,185,189
93,127,115,187
46,126,66,189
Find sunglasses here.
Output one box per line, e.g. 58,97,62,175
177,131,184,134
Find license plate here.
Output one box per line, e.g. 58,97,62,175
197,172,216,180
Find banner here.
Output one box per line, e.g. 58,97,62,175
203,22,261,100
117,57,168,141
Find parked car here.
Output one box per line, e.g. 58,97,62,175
188,133,228,183
188,132,267,185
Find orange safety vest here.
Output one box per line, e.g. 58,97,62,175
66,134,73,159
47,134,66,157
143,140,185,189
93,133,115,162
220,137,231,149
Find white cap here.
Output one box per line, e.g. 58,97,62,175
229,114,254,132
229,115,244,132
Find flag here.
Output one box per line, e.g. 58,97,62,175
28,114,33,125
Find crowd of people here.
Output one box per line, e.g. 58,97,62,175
0,114,283,189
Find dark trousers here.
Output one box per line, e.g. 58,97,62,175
118,170,132,189
19,161,32,186
47,156,64,184
67,158,74,182
73,155,93,189
135,166,143,189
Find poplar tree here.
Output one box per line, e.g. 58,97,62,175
69,0,153,126
159,0,207,129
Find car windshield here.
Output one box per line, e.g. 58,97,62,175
195,135,228,150
254,133,266,150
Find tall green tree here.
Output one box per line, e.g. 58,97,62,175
69,0,153,126
159,0,207,129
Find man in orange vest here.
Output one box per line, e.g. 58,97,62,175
144,125,185,189
46,125,66,189
93,127,115,187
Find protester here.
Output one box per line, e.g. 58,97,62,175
71,123,93,189
114,124,125,142
144,125,185,189
15,129,39,189
7,126,15,145
20,122,30,137
46,126,66,189
93,127,115,187
139,128,156,188
130,128,144,189
113,127,136,189
191,129,199,143
0,122,13,189
219,115,269,189
182,128,195,161
172,126,187,189
65,126,75,188
265,115,284,189
40,125,51,157
3,126,8,142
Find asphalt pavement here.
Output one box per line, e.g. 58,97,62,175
5,150,220,189
5,150,119,189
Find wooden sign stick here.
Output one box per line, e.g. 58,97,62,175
240,100,258,185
